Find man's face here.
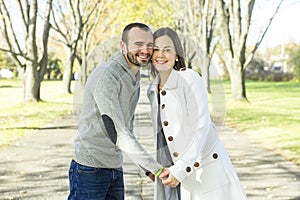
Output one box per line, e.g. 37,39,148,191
122,27,153,67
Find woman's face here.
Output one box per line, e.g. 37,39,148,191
152,35,177,72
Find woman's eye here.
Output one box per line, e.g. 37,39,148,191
153,48,159,51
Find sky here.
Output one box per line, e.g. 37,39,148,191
247,0,300,53
2,0,300,54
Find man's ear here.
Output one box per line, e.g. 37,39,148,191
120,41,126,53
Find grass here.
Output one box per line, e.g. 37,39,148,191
1,78,299,167
0,79,74,148
223,80,300,165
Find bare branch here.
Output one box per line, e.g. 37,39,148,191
39,0,53,78
17,0,28,33
245,0,284,67
50,35,69,46
0,47,31,62
0,0,24,56
51,1,77,45
82,0,102,25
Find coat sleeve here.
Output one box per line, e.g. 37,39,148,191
94,71,161,174
169,70,212,182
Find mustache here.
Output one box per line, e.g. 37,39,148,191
137,52,151,57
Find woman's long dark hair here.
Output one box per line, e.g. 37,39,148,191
151,27,186,77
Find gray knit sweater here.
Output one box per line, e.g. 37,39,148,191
73,51,161,174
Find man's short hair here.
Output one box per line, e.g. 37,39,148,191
121,22,151,44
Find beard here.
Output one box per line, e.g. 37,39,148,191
126,49,151,68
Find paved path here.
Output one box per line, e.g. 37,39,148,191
1,82,300,199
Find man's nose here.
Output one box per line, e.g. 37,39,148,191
140,48,148,54
140,45,152,54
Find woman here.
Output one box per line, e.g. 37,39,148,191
147,27,247,200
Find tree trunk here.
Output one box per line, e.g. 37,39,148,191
216,0,255,101
80,51,87,87
62,48,76,94
227,59,246,100
24,0,40,102
24,61,40,102
0,0,52,102
206,64,211,93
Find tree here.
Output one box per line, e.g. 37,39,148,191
0,0,52,102
286,43,300,82
216,0,284,100
76,0,118,86
216,0,255,101
45,55,62,80
172,0,218,93
51,0,117,93
114,0,173,30
51,0,82,94
0,51,14,70
245,56,268,81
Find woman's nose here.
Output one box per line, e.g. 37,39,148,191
156,49,164,57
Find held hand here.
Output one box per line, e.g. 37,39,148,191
160,170,179,188
159,168,170,180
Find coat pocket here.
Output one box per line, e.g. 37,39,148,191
184,157,229,194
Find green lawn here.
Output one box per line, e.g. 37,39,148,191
1,78,299,166
0,79,74,148
223,80,300,165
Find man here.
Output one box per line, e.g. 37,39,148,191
68,23,164,200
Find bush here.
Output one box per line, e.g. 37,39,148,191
264,72,294,82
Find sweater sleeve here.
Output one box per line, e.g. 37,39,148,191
94,71,161,174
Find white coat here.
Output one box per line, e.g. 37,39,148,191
147,69,247,200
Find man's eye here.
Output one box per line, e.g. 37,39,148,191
135,43,143,47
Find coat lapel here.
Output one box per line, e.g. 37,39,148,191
164,69,179,89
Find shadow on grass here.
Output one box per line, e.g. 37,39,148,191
5,125,77,130
0,85,13,88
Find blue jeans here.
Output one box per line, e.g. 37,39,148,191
68,160,124,200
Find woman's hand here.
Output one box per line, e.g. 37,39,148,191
159,168,180,187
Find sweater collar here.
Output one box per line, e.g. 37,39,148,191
112,51,140,81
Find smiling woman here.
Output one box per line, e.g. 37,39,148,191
148,27,247,200
152,35,177,74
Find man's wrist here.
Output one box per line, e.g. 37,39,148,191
145,171,151,176
154,167,163,177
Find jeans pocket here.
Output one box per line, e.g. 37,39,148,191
68,160,76,184
68,168,74,183
77,164,102,174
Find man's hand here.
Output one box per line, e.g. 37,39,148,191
159,168,179,187
146,172,155,182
